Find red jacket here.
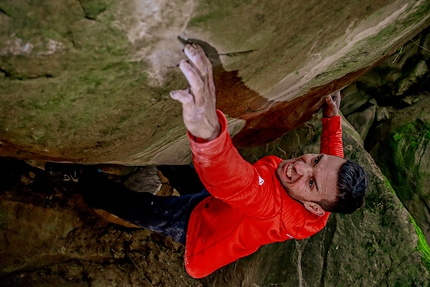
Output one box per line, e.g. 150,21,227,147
185,111,344,278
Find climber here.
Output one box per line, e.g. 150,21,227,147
47,43,368,279
168,43,368,278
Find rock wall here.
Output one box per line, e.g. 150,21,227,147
337,27,430,246
0,0,429,164
0,158,200,286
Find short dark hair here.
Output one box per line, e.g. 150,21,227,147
317,160,369,214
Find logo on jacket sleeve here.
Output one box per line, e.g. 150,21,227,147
258,176,264,185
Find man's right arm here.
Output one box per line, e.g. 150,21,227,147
320,92,344,158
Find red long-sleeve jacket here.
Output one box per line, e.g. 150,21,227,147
184,110,344,278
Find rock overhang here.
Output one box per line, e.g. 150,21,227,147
0,0,429,165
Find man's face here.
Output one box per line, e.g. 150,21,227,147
276,154,346,215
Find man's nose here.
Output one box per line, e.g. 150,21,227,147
295,161,312,176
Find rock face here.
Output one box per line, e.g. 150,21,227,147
337,29,430,247
0,158,199,286
0,0,429,164
370,98,430,245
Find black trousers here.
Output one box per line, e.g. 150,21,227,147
80,167,209,244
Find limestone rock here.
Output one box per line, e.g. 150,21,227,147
385,38,420,70
370,95,430,245
122,166,162,194
375,106,390,123
340,82,372,116
0,158,198,286
421,32,430,61
356,68,391,96
345,99,377,140
395,60,428,96
0,0,429,164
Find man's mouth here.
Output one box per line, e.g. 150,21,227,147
286,163,293,180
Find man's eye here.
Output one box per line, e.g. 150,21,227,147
309,178,314,188
315,156,320,164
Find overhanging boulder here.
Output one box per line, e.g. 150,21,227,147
0,0,429,165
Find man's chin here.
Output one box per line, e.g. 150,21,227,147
283,187,305,205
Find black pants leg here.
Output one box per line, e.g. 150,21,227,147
80,170,209,244
157,164,205,195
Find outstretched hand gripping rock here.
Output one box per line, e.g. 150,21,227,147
170,44,221,141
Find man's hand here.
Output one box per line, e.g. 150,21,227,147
322,91,341,118
170,44,221,141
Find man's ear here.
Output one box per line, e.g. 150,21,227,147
303,202,326,216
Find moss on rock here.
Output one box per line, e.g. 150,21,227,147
370,103,430,245
412,217,430,269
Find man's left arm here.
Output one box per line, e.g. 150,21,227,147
320,91,344,158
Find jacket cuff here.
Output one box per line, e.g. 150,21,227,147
322,115,342,137
187,110,228,147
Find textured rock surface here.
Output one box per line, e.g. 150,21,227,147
0,158,200,286
345,98,377,139
370,97,430,245
0,0,429,164
338,29,430,247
